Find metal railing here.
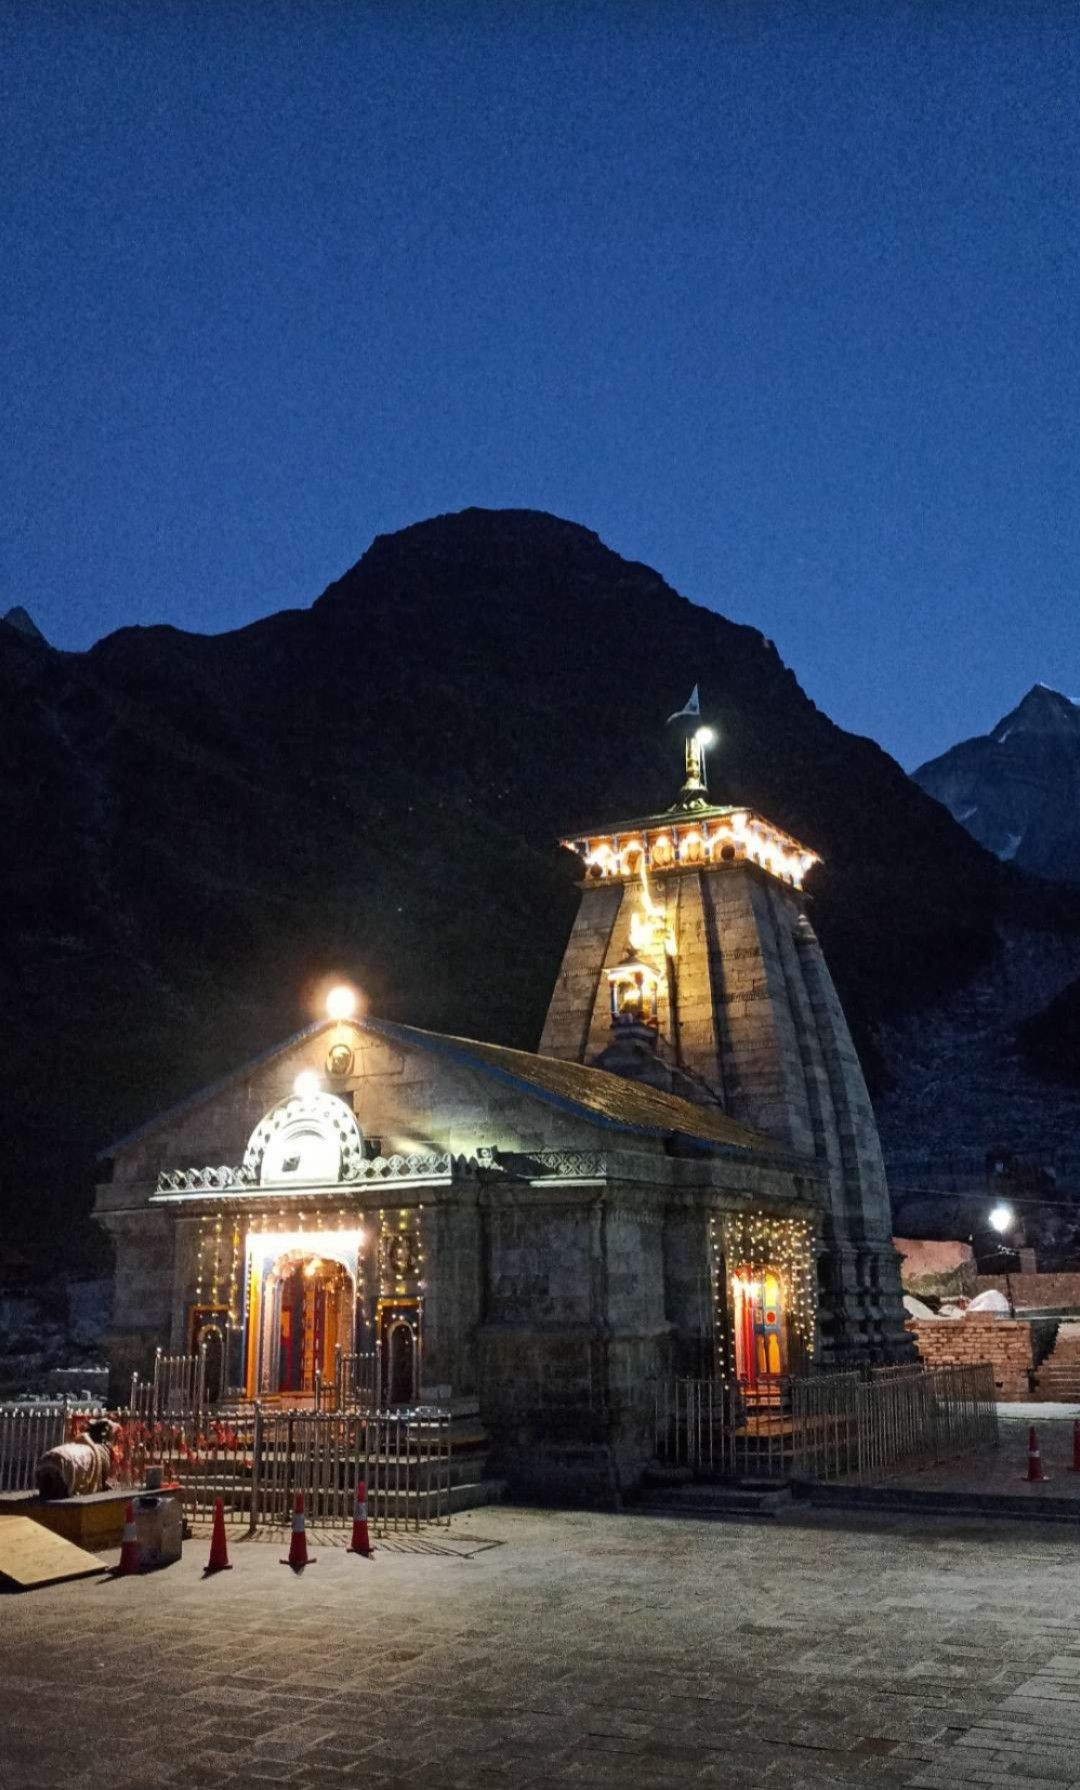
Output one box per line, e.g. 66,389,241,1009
314,1348,380,1412
130,1347,208,1423
0,1402,81,1492
0,1397,452,1531
119,1403,452,1532
248,1407,450,1530
131,1345,384,1421
0,1400,114,1492
655,1363,998,1485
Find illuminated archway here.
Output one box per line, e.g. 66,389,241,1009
243,1090,364,1187
256,1247,356,1397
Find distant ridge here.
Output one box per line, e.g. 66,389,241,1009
914,684,1080,882
2,605,48,646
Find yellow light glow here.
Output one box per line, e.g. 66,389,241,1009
247,1228,364,1266
326,984,357,1020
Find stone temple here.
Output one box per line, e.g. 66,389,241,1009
95,725,911,1498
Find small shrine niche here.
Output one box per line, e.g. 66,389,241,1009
607,951,660,1030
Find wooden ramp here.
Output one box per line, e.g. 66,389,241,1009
0,1516,109,1592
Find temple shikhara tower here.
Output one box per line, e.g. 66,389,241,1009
95,711,910,1500
540,722,909,1364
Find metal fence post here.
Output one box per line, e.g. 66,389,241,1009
248,1401,263,1534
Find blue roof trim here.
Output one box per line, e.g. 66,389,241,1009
99,1019,334,1159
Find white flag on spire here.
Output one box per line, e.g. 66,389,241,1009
666,684,700,724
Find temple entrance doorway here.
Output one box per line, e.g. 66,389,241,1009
256,1250,355,1399
188,1307,230,1403
732,1265,788,1396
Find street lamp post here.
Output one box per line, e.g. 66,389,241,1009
988,1202,1016,1317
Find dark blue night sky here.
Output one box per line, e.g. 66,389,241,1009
3,1,1077,768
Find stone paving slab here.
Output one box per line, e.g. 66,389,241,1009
4,1505,1080,1789
883,1414,1080,1499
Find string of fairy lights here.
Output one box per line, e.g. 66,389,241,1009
709,1210,818,1381
189,1199,428,1330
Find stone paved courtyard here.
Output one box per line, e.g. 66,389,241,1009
883,1412,1080,1499
5,1504,1080,1789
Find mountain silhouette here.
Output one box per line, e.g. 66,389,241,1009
3,508,1072,1268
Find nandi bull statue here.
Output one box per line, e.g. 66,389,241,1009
37,1416,122,1499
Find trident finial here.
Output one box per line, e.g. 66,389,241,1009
667,685,716,806
667,685,715,801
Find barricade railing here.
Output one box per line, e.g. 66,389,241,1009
655,1362,998,1485
313,1349,380,1412
130,1346,208,1424
248,1406,450,1530
0,1400,110,1492
131,1344,383,1419
115,1403,451,1531
0,1397,452,1530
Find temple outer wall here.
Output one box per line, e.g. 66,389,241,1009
476,1156,821,1502
476,1177,674,1500
97,1209,177,1398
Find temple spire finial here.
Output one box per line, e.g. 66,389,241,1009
666,683,715,808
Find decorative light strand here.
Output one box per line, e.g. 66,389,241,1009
709,1210,818,1384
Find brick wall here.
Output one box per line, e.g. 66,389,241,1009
907,1317,1034,1400
975,1273,1080,1310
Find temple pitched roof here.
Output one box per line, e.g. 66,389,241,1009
102,1013,799,1163
362,1018,787,1156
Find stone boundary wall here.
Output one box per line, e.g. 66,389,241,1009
907,1317,1034,1400
975,1273,1080,1310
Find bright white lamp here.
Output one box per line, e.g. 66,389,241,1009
326,984,357,1020
988,1203,1014,1234
695,726,717,747
293,1070,320,1098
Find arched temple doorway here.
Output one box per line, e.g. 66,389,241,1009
386,1320,415,1405
257,1250,355,1397
376,1300,421,1406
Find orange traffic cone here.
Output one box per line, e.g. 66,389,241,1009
115,1498,140,1576
203,1496,233,1575
1070,1420,1080,1473
1025,1425,1047,1482
281,1492,316,1570
347,1478,374,1558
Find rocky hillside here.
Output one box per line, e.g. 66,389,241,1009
2,508,1075,1268
913,684,1080,883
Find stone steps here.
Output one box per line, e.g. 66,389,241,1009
635,1482,793,1522
1032,1331,1080,1398
801,1482,1080,1525
449,1478,505,1513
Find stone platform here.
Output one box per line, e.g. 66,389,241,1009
0,1484,179,1550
